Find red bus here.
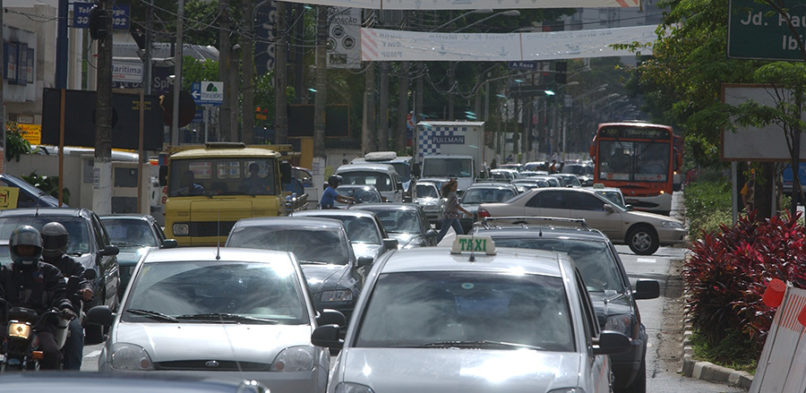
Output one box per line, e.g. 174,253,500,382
673,134,683,190
589,121,679,215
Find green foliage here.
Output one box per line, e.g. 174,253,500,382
684,178,732,238
690,330,758,373
5,123,31,162
21,172,69,205
182,56,219,90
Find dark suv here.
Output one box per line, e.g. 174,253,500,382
0,208,121,313
472,216,660,393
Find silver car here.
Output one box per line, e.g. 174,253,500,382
413,181,444,225
313,236,631,393
90,247,332,393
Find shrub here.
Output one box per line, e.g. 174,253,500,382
684,180,732,237
21,172,70,205
684,212,806,360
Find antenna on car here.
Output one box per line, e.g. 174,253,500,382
216,211,221,260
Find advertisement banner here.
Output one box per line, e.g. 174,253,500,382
327,7,362,69
362,25,656,62
281,0,638,9
255,2,277,75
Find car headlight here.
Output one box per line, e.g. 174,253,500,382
172,223,189,236
660,220,684,229
271,345,315,372
604,314,635,336
321,290,353,303
110,343,154,370
336,382,376,393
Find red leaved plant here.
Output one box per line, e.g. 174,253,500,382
684,211,806,358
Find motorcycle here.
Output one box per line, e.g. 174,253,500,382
0,300,69,371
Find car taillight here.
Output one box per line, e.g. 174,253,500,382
477,208,491,218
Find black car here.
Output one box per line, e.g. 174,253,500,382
459,183,519,232
472,217,660,393
225,217,371,320
291,209,398,264
100,214,178,298
0,174,63,207
0,208,120,341
349,203,437,248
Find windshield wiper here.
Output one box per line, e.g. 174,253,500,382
175,313,280,324
125,309,179,322
418,340,544,350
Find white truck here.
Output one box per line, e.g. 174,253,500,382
415,121,486,193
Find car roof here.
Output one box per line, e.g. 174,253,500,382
233,216,345,229
0,208,86,218
351,203,419,211
100,214,155,221
467,184,517,190
474,224,609,242
377,246,567,276
292,210,376,219
144,247,295,264
336,163,397,173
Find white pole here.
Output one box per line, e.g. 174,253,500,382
171,0,184,146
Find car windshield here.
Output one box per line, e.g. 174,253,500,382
0,216,91,254
462,188,517,204
124,261,308,324
101,219,160,247
168,157,277,197
599,140,670,182
227,227,350,265
367,209,421,233
337,187,382,203
416,184,439,198
355,271,574,351
489,238,624,292
303,215,381,245
422,158,473,178
339,171,394,192
562,176,582,187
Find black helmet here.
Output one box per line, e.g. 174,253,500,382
41,221,69,262
9,225,43,267
328,175,343,187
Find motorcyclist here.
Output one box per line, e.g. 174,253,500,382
41,221,93,370
320,175,355,209
0,225,75,370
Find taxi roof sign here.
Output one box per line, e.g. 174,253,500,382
451,235,496,256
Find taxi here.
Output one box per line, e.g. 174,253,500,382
312,236,631,393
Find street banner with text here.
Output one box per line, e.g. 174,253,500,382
281,0,639,9
362,25,656,62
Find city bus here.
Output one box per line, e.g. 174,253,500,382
163,142,288,246
589,121,679,215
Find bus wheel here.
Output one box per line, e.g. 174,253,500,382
627,225,658,255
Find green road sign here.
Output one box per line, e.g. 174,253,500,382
728,0,806,60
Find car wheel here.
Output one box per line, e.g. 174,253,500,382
627,225,659,255
619,361,646,393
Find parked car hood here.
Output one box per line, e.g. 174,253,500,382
340,348,581,393
113,322,312,364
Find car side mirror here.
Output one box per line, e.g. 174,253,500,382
317,309,346,327
356,256,374,267
161,239,178,249
86,305,115,328
603,204,615,214
383,238,399,251
634,279,660,300
593,330,632,355
311,324,343,349
625,204,633,211
101,245,119,256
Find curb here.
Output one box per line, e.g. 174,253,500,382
679,295,754,390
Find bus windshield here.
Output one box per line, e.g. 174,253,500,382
422,158,473,178
598,140,670,182
169,158,277,197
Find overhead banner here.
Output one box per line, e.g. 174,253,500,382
327,7,362,69
362,25,657,62
280,0,639,9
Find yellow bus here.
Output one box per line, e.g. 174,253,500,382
163,142,286,246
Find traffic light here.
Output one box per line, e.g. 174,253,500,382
555,61,567,84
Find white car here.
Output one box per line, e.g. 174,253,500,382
313,236,630,393
477,187,686,255
88,247,334,393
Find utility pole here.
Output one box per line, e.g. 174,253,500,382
396,61,409,152
275,1,288,144
294,4,305,104
219,0,232,140
172,0,184,145
241,1,256,144
144,0,153,96
0,0,5,173
56,0,68,88
447,63,455,120
377,62,389,149
93,0,113,215
362,62,376,153
313,6,328,176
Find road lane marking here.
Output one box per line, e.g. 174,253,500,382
636,258,657,263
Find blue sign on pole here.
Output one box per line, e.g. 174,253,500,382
191,82,202,104
72,3,129,29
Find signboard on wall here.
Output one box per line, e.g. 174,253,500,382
327,7,361,69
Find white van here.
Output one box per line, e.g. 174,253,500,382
335,163,404,203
